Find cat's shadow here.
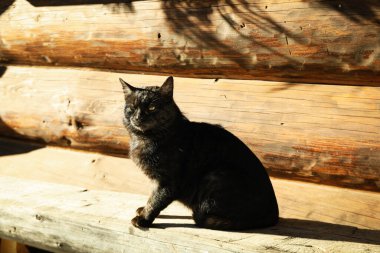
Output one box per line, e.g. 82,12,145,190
152,217,380,246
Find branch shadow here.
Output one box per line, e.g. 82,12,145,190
23,0,307,70
161,0,380,81
161,0,301,70
315,0,380,25
153,217,380,246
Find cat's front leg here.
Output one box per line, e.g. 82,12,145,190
131,185,174,228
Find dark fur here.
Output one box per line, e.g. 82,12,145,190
120,76,279,230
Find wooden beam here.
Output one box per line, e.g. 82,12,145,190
0,139,379,230
0,66,379,190
0,239,17,253
0,176,379,253
0,0,379,85
0,137,150,196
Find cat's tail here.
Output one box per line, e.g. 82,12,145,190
193,213,278,231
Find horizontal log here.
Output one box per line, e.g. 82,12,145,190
1,138,379,230
0,0,379,85
0,176,379,253
0,137,150,196
0,66,379,191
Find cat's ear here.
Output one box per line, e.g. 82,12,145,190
160,76,174,97
119,78,135,96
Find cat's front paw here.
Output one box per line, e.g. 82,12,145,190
136,206,145,216
131,215,152,228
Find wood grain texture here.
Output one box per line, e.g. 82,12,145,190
0,66,379,190
0,0,379,85
0,138,379,230
0,176,379,253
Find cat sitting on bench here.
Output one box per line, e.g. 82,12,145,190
120,76,278,230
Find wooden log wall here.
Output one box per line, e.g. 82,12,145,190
0,66,379,191
0,0,379,85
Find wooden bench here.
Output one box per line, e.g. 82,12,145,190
0,139,379,253
0,0,379,252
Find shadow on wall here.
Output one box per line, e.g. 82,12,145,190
0,67,46,155
0,118,45,156
27,0,133,6
17,0,380,26
316,0,380,25
0,0,136,16
27,0,136,13
161,0,301,69
10,0,298,69
161,0,380,70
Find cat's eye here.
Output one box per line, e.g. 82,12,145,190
148,105,156,111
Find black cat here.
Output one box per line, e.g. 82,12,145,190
120,76,279,230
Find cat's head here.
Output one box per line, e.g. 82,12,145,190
120,76,180,134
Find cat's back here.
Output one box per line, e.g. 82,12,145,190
183,121,278,219
185,121,239,143
183,121,263,170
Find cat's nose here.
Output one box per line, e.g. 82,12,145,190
135,109,142,120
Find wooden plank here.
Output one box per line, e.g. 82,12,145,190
0,240,29,253
0,0,379,85
0,239,17,253
0,176,379,253
0,66,379,190
0,139,379,230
